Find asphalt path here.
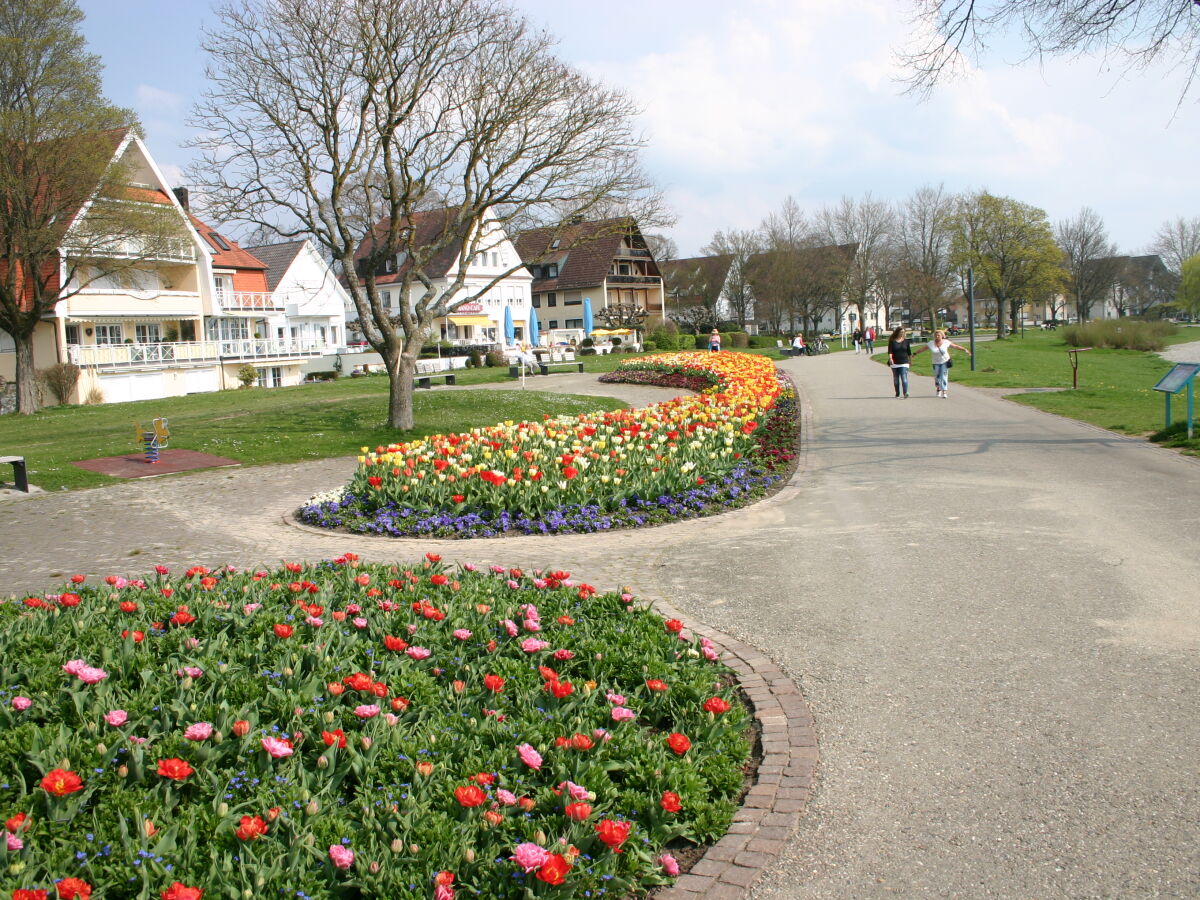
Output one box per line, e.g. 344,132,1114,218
1,356,1198,897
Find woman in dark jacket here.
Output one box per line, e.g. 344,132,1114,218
887,326,915,398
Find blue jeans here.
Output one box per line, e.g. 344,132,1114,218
933,362,949,391
892,366,909,396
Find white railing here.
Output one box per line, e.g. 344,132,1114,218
68,339,327,370
219,291,285,312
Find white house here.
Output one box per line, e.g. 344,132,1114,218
351,207,533,348
245,240,349,365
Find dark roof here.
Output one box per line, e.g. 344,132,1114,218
514,217,651,292
188,215,268,271
354,207,470,284
659,255,734,296
245,240,307,292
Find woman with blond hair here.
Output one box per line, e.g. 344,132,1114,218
924,329,971,398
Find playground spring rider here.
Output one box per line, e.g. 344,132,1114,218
134,418,170,463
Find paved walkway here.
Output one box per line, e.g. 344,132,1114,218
3,360,1199,897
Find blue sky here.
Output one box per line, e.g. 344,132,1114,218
78,0,1199,257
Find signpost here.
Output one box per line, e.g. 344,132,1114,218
1152,363,1200,439
1066,347,1092,389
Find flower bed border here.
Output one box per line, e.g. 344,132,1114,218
649,597,817,899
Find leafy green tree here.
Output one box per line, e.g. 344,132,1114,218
950,191,1065,338
1178,255,1200,318
0,0,177,413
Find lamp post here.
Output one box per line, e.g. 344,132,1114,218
967,266,977,371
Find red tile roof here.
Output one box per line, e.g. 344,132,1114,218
188,215,268,271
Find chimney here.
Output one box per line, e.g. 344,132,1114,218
173,187,189,210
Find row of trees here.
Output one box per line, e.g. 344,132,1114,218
664,188,1198,340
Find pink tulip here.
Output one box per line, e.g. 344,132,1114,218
353,704,380,719
62,659,87,676
496,789,518,806
243,603,262,614
406,646,431,661
328,844,355,869
452,629,472,640
183,722,213,741
261,737,294,758
517,743,542,770
352,617,368,629
11,697,31,711
77,666,108,684
509,842,549,873
502,619,519,637
611,707,637,723
659,852,680,876
6,832,23,851
520,638,549,653
605,692,626,705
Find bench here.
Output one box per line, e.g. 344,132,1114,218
0,455,29,492
509,361,584,377
415,372,456,389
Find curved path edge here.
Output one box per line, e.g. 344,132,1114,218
281,374,821,898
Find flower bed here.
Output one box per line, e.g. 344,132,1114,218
300,353,794,538
0,558,751,898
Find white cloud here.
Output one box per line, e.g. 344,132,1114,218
135,84,183,115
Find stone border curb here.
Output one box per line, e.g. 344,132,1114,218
650,596,819,899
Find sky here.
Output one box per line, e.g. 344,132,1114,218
77,0,1199,259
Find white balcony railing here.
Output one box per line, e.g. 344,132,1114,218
219,291,285,312
68,339,327,371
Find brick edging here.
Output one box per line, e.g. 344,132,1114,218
650,598,819,899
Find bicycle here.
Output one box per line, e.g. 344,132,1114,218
806,336,830,355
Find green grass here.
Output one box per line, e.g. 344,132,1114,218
0,377,628,492
1,347,789,493
902,327,1200,454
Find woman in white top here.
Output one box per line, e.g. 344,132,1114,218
925,329,971,398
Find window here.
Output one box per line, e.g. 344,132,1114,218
257,366,282,388
384,256,396,273
548,320,559,329
65,324,81,345
207,318,249,341
547,293,557,307
135,324,161,343
565,318,582,329
565,296,581,306
214,275,233,300
209,232,232,251
547,264,558,278
381,291,392,309
94,324,123,344
532,297,540,308
490,252,498,267
550,238,560,249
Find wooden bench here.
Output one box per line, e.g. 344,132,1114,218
0,455,29,492
414,372,456,389
509,361,585,377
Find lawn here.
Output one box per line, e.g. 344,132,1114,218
904,327,1200,453
0,378,628,493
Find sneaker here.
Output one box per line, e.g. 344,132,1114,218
903,393,909,398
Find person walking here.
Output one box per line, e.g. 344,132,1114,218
852,327,863,354
925,329,971,398
863,326,875,354
709,329,722,352
887,326,914,398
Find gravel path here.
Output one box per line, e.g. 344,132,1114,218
3,362,1199,898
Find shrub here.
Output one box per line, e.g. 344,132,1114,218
642,340,657,352
611,336,622,347
237,364,259,388
468,348,484,368
84,386,105,405
485,350,507,367
36,362,81,405
581,337,594,348
1062,319,1176,351
728,331,749,348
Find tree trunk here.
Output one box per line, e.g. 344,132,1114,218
386,347,417,430
995,297,1007,338
14,331,39,414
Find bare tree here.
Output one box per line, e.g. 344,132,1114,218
1055,207,1119,321
817,193,896,329
189,0,663,429
899,1,1200,105
702,229,761,329
894,184,956,330
0,0,185,413
661,255,731,333
642,232,678,264
1148,215,1200,274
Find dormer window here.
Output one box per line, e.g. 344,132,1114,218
547,264,558,278
384,256,396,273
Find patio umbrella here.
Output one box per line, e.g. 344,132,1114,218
503,306,514,344
583,297,594,335
528,303,540,347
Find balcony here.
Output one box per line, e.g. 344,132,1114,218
606,274,660,285
68,339,326,371
617,247,653,259
219,291,285,312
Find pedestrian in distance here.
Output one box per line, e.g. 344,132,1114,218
863,326,875,354
924,329,971,398
791,333,805,357
887,326,915,398
852,327,863,354
709,329,721,352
